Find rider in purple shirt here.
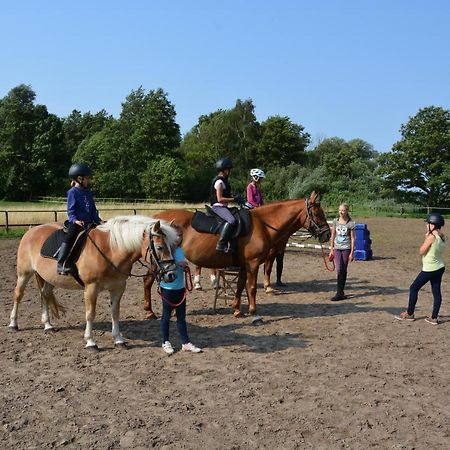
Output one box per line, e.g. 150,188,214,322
57,163,102,275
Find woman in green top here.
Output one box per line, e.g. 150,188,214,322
396,213,446,325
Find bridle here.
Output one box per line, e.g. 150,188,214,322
305,197,330,241
87,228,177,281
146,233,177,283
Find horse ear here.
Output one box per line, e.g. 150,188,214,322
309,191,320,203
152,221,161,234
169,219,175,227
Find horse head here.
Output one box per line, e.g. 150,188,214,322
305,191,331,243
147,220,178,283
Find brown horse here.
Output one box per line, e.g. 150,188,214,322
9,216,178,350
144,192,330,317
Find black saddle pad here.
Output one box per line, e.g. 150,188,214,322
40,228,87,265
191,207,251,238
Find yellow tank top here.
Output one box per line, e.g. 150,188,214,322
422,234,446,272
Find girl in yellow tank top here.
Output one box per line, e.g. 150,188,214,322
396,213,446,325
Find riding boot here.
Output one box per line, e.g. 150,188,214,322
331,273,345,301
57,243,73,275
275,252,285,286
341,272,348,298
216,222,234,252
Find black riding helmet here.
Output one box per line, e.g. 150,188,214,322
425,213,445,228
216,157,233,172
68,163,93,180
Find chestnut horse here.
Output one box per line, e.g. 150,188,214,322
144,192,330,317
9,216,178,350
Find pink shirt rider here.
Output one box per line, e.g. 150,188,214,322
246,182,263,207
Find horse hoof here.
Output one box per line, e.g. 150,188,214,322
115,342,127,349
145,314,157,321
86,345,100,352
233,310,242,318
265,286,274,294
251,315,264,325
8,325,19,332
44,327,59,333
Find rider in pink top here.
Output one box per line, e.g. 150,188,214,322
245,168,265,208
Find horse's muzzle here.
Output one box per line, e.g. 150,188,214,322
318,227,331,243
163,272,177,283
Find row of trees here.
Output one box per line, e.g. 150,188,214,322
0,84,449,206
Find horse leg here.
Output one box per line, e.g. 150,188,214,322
110,284,127,347
263,253,276,293
36,275,58,331
83,283,100,349
143,272,157,320
246,265,259,315
231,267,247,318
9,272,33,330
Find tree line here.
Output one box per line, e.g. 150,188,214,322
0,84,449,206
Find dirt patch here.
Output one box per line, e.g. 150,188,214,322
0,218,449,449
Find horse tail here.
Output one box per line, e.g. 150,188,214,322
35,274,66,319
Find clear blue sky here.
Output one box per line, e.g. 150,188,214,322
1,0,449,152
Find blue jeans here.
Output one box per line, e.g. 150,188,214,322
160,288,189,344
407,267,445,319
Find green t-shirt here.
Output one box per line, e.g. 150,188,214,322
422,234,446,272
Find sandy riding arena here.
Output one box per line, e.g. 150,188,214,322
1,217,449,449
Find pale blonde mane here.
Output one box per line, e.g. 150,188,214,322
97,215,178,252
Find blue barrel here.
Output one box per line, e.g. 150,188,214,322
354,223,372,260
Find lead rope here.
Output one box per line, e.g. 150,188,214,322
157,265,193,307
320,244,335,272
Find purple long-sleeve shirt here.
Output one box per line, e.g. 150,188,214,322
67,186,101,224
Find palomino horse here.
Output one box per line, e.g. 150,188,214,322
144,192,330,317
9,216,178,350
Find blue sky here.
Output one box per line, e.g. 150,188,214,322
1,0,449,152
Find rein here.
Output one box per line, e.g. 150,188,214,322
86,232,173,279
157,265,193,308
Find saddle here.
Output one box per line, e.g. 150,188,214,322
191,206,251,239
40,221,91,287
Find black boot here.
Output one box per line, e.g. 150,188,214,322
216,222,234,252
57,243,73,275
275,252,285,286
331,273,346,301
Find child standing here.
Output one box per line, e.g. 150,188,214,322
58,163,102,275
328,203,355,301
160,226,202,355
396,213,446,325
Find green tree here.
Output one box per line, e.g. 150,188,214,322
256,116,310,169
140,156,185,199
379,106,450,206
63,109,113,157
74,87,181,198
0,85,68,199
180,99,260,201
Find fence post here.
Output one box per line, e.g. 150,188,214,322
54,211,58,222
5,211,9,233
133,209,137,215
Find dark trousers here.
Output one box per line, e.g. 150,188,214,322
334,249,351,275
408,267,445,319
64,222,84,248
160,288,189,344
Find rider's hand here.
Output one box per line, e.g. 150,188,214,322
233,194,244,205
75,220,84,227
